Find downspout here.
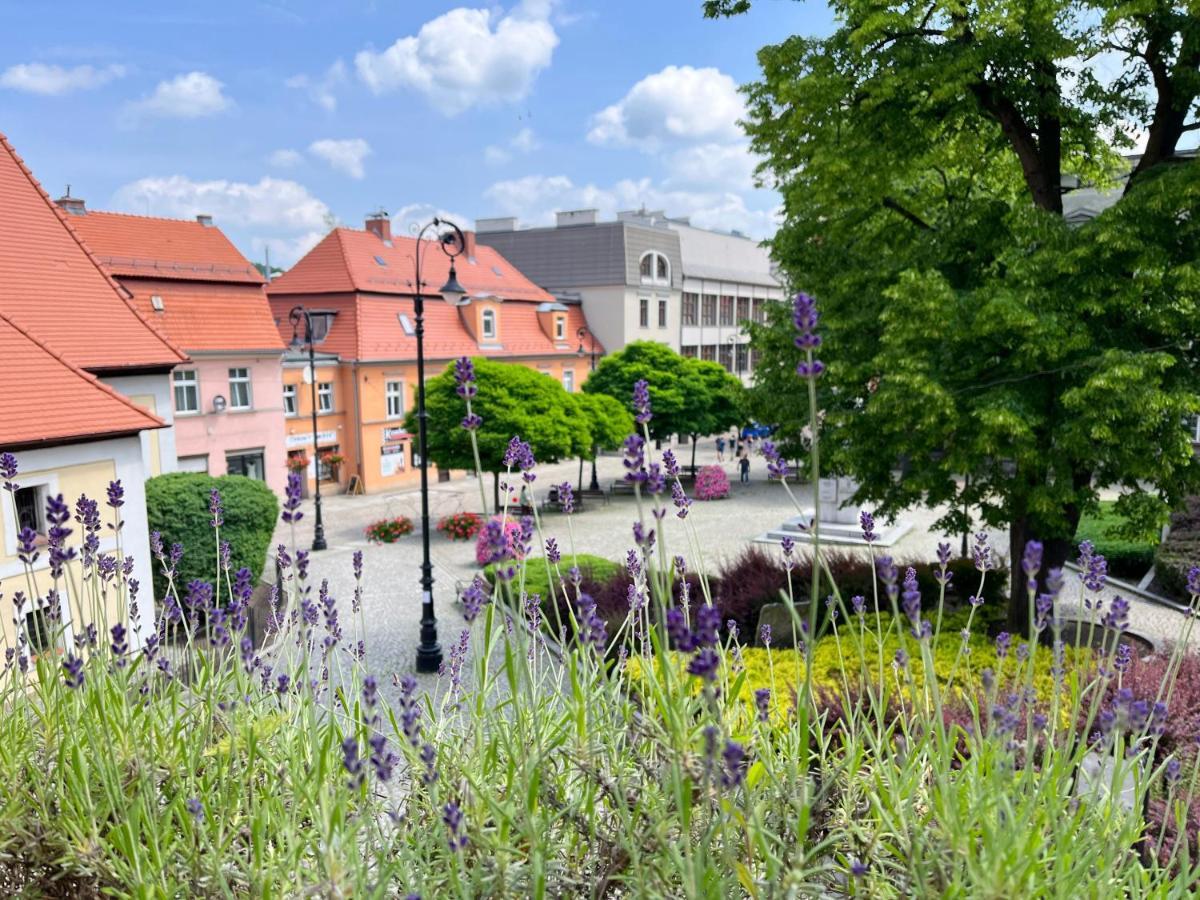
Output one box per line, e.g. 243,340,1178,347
352,360,364,490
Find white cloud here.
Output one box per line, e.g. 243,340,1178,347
588,65,745,149
483,173,778,238
355,0,558,115
484,126,540,165
0,62,126,95
269,148,304,168
111,175,332,265
308,138,372,179
665,142,762,192
285,60,346,111
389,202,474,240
128,71,230,119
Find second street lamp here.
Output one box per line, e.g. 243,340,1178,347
288,305,328,552
576,326,601,492
413,217,467,674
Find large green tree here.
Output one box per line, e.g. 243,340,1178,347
410,358,588,512
583,341,744,466
714,0,1200,629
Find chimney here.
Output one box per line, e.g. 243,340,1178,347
55,188,86,216
196,214,214,227
476,216,517,233
365,210,391,244
462,230,477,262
556,209,597,228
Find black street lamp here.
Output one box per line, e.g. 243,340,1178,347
288,306,328,552
576,326,601,492
413,218,468,674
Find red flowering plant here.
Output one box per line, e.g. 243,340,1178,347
364,516,414,543
438,511,483,541
286,453,310,471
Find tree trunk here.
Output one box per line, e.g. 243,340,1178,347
1007,513,1082,636
578,457,584,493
690,434,698,470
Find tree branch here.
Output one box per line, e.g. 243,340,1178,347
882,196,934,230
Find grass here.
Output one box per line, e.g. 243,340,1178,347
1075,500,1159,579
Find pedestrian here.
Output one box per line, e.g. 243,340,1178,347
738,452,751,484
715,435,726,462
736,441,745,459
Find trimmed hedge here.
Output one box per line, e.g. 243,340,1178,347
1157,496,1200,599
484,553,620,605
1075,501,1157,580
145,473,278,600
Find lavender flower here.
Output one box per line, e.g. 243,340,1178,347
850,860,869,877
545,537,561,564
792,292,824,378
454,356,477,398
186,798,205,822
721,741,747,788
557,482,575,514
762,440,790,481
644,463,665,495
860,511,877,544
460,575,489,623
1077,541,1107,593
995,632,1012,658
443,801,468,851
972,533,992,572
633,379,652,424
0,452,18,491
1188,566,1200,597
1166,757,1183,785
662,449,679,477
622,434,647,484
893,648,909,669
760,623,772,648
106,479,125,510
368,733,400,783
1022,540,1043,579
687,648,720,682
672,481,691,519
755,687,771,722
575,593,608,651
209,487,224,528
1102,596,1130,632
342,737,365,789
461,412,483,431
282,471,304,524
62,653,84,689
1114,642,1132,674
110,623,128,667
851,595,866,616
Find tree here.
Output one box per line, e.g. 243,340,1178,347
717,0,1200,629
584,341,744,465
410,358,588,512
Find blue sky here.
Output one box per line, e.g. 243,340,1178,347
0,0,832,266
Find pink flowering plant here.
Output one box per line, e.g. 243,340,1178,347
694,464,730,500
4,310,1200,896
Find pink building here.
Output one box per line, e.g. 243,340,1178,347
64,201,288,494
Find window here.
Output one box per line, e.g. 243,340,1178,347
25,605,55,655
14,485,45,536
229,368,252,410
481,309,497,340
735,343,749,374
173,369,199,414
318,382,334,413
178,455,209,473
386,380,404,419
720,296,734,326
639,297,649,327
701,294,717,326
752,298,765,324
317,446,339,482
737,297,750,322
554,316,565,341
719,343,734,372
226,450,265,481
283,384,297,417
563,369,575,393
639,252,670,285
308,314,332,343
658,298,668,328
682,292,698,326
700,345,716,362
681,345,698,359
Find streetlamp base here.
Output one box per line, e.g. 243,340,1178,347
311,527,328,552
415,643,443,672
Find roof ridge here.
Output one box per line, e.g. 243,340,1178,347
78,208,211,225
0,311,166,431
0,131,188,366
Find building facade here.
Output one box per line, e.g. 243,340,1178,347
65,206,288,493
267,213,601,494
475,209,683,356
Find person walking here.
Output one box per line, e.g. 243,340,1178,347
738,451,751,484
715,435,726,462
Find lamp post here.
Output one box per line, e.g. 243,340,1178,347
576,326,601,492
412,218,468,674
288,306,327,552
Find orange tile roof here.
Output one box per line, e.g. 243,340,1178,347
69,210,265,284
124,278,285,354
269,227,555,303
0,132,186,372
0,312,164,450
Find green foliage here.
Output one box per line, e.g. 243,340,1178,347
1074,501,1158,580
411,357,588,474
735,2,1200,627
575,391,634,455
145,473,277,599
1156,497,1200,599
483,553,619,603
584,341,743,441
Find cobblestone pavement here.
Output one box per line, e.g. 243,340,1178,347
272,439,1196,702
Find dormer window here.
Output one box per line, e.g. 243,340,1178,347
554,316,565,341
481,309,497,340
640,251,670,286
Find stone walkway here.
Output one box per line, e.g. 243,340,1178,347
271,439,1196,703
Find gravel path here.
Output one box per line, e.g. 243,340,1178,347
271,439,1196,704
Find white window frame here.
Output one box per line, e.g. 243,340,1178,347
386,380,405,419
283,383,298,417
562,369,575,393
658,297,668,328
317,382,334,414
173,369,200,415
481,309,497,340
639,296,649,328
554,316,565,341
639,251,670,286
228,367,252,410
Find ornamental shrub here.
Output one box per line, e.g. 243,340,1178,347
1075,501,1157,580
437,511,483,541
694,464,730,500
485,553,620,612
364,517,414,543
1157,497,1200,598
145,472,277,600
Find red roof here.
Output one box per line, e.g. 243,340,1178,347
268,226,601,363
0,132,185,372
269,227,554,302
69,210,265,284
121,278,285,354
0,312,164,450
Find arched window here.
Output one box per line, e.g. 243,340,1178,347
481,309,497,340
640,251,670,285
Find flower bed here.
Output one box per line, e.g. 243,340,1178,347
364,516,413,543
437,511,483,541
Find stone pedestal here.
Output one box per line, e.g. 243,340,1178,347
757,476,913,548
